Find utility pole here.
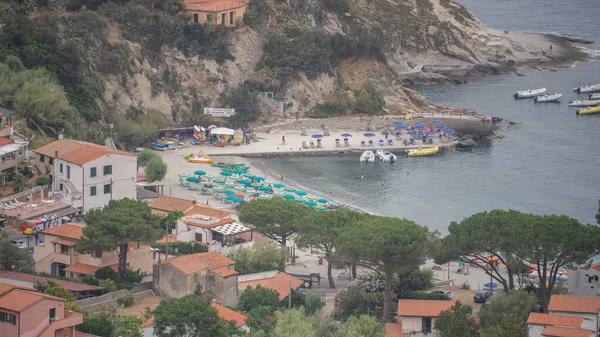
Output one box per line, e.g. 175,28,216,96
110,178,113,200
288,281,292,310
165,220,169,261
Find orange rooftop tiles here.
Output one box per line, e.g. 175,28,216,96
397,299,455,317
148,195,195,213
542,326,593,337
239,272,304,300
0,137,13,147
211,303,247,327
0,282,65,312
185,204,234,219
42,223,84,240
548,295,600,314
527,313,584,328
160,252,236,275
35,139,134,165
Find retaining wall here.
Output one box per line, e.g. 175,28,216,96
78,289,156,313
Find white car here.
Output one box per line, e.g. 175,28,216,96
11,239,28,249
429,289,453,299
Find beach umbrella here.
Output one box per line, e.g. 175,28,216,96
244,172,255,178
186,177,200,182
274,183,286,188
295,197,306,203
225,195,237,201
230,174,240,180
284,186,296,192
315,206,327,211
254,176,265,181
220,171,232,177
213,178,226,184
413,121,424,125
283,194,296,200
393,121,404,125
232,197,244,203
305,201,317,207
444,129,455,134
223,189,235,195
212,186,224,192
273,191,284,197
194,170,206,176
178,172,189,177
328,202,339,207
341,133,353,137
233,169,246,174
259,194,272,199
311,134,323,138
205,174,214,179
407,131,417,136
259,186,273,191
317,198,328,203
234,193,245,198
250,182,261,188
430,120,441,124
397,125,408,130
414,125,425,130
240,179,252,185
306,195,318,200
363,133,376,137
295,190,307,196
224,182,236,188
234,185,246,191
264,180,275,185
425,130,436,135
483,282,498,289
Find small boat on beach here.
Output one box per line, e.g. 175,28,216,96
406,147,439,157
513,88,546,99
359,151,375,163
186,151,214,164
376,150,397,163
534,93,562,103
576,106,600,115
589,93,600,100
568,99,600,107
574,83,600,93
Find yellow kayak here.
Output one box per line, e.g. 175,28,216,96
577,105,600,115
407,147,440,157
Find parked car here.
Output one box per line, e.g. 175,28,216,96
474,290,492,303
429,289,453,299
11,239,28,249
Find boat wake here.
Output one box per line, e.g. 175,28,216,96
577,45,600,58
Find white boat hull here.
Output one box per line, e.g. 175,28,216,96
514,88,547,98
360,151,375,163
574,84,600,93
376,150,398,162
568,99,600,107
589,94,600,100
534,93,562,103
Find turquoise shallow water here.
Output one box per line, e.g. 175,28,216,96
260,0,600,233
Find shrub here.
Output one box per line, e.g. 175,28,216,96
303,291,324,315
117,293,135,307
334,283,386,319
307,103,342,118
66,84,102,121
95,266,120,282
238,285,280,312
219,85,261,129
40,282,76,302
243,0,267,28
350,83,385,115
124,269,147,284
99,279,118,292
461,282,471,290
331,25,387,61
320,0,349,14
229,243,286,275
35,176,51,186
145,156,167,182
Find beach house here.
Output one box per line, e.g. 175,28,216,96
153,252,239,306
567,263,600,297
547,295,600,334
183,0,248,26
526,312,593,337
33,222,153,280
395,299,455,336
0,135,28,176
0,281,99,337
33,139,136,213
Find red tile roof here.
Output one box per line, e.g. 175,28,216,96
0,137,14,147
385,323,405,337
548,295,600,314
139,317,155,328
211,303,247,327
41,223,84,240
397,300,455,317
64,263,108,276
160,252,236,276
148,196,196,213
527,313,584,328
0,282,65,312
238,272,304,300
213,266,239,277
34,139,134,165
184,217,236,229
542,326,593,337
52,238,77,247
185,204,235,219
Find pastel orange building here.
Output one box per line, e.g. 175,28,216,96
184,0,249,26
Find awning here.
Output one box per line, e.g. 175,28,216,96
64,263,118,276
210,127,235,135
212,222,250,235
52,238,77,247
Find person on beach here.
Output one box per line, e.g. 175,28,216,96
549,44,553,54
280,173,284,183
281,135,286,145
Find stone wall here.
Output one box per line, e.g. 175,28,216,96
77,289,156,313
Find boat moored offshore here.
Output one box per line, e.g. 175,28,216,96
576,106,600,115
534,93,562,103
574,83,600,94
406,147,440,157
376,150,398,162
513,88,547,98
589,93,600,100
568,99,600,107
359,151,375,163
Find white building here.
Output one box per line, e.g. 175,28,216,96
33,139,136,213
568,264,600,297
526,312,592,337
396,299,455,337
547,295,600,334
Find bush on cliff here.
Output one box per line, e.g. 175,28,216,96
320,0,349,14
219,85,261,129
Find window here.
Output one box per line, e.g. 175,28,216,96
60,244,69,255
49,158,54,165
39,154,45,163
422,317,432,333
221,13,225,24
103,165,112,175
59,163,63,173
195,233,203,242
59,183,63,191
0,312,4,322
207,14,212,22
104,184,111,194
67,165,70,179
194,13,198,23
90,167,97,177
90,186,97,196
229,12,233,24
49,308,56,323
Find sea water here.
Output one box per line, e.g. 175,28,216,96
261,0,600,233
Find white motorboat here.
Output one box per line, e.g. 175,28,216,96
513,88,546,98
359,151,375,163
589,93,600,100
568,99,600,107
376,150,398,163
574,84,600,93
534,93,562,103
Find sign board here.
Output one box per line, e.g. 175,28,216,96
204,108,235,117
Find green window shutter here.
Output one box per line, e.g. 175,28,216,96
103,165,112,175
91,167,97,177
90,186,97,196
104,184,111,194
0,312,5,322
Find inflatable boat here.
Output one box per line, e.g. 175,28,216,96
576,106,600,115
534,93,562,103
513,88,546,98
568,99,600,107
359,151,375,163
187,152,214,164
589,93,600,100
574,84,600,93
406,147,439,157
376,150,397,162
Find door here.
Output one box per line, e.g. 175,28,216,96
422,317,432,333
194,13,198,23
67,165,70,179
229,11,233,25
221,13,225,25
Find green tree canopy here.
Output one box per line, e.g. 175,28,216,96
229,243,286,275
153,294,237,337
238,285,281,313
145,156,167,182
336,215,436,322
335,315,385,337
40,281,76,302
77,198,163,278
0,231,32,271
77,312,142,337
238,198,312,247
482,317,527,337
478,290,536,329
436,301,479,337
296,209,363,288
246,306,275,332
273,309,315,337
137,149,158,170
